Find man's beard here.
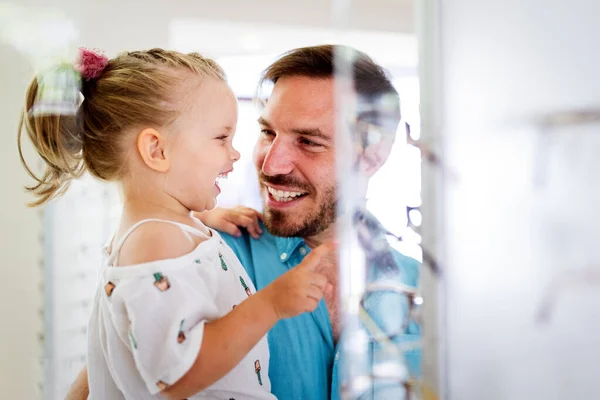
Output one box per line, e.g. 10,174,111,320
259,172,336,238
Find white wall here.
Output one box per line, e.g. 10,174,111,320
422,0,600,398
10,0,414,55
0,43,44,399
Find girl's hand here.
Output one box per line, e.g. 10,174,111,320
260,242,335,319
195,206,263,239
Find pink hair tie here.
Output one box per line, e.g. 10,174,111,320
76,47,108,81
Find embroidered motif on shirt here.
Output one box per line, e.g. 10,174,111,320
128,331,137,350
153,273,170,291
239,276,252,297
105,282,115,297
177,319,186,343
255,360,263,385
219,252,228,271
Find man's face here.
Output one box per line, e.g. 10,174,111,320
253,76,337,238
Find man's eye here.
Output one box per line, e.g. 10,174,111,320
300,138,321,147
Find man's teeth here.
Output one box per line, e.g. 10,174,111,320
267,186,306,202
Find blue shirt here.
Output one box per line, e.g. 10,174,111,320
221,224,420,400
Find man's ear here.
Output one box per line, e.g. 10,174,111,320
356,128,395,177
136,128,170,172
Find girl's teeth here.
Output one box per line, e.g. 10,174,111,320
216,174,228,183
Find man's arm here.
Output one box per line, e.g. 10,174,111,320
65,367,89,400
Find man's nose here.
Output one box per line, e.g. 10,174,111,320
261,138,294,176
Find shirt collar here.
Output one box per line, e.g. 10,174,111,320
274,235,306,263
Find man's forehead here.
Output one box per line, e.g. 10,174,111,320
260,75,398,135
260,77,335,130
268,76,336,109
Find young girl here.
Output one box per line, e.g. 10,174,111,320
19,48,331,399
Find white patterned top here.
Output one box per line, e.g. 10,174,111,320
86,219,276,400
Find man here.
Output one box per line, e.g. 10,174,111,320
226,45,420,400
67,44,419,400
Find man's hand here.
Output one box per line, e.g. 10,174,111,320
195,206,263,239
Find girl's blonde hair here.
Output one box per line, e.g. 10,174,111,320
18,48,226,206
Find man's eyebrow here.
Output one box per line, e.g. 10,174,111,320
289,127,330,141
259,117,330,141
257,116,271,127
